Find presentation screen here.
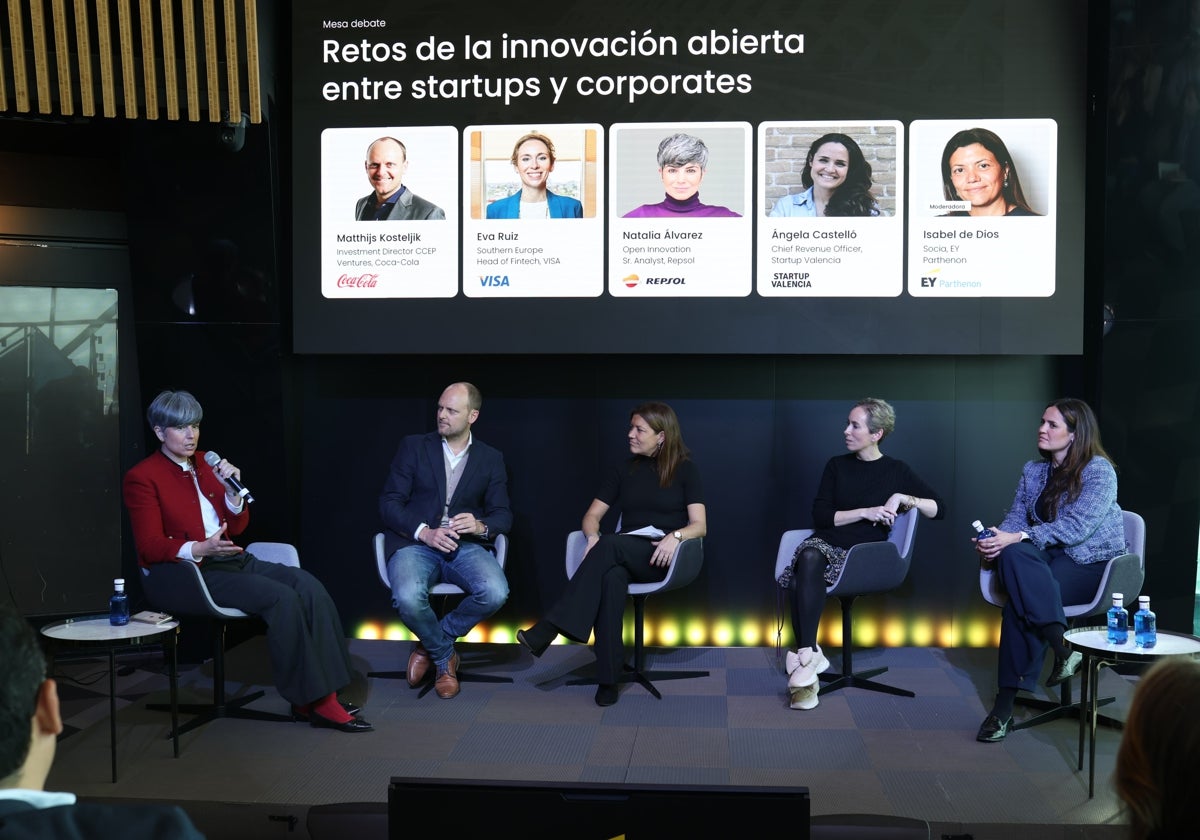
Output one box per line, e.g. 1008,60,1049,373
291,0,1089,355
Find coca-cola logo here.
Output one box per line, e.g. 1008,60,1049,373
336,273,380,288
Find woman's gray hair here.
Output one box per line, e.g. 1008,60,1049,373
147,389,203,429
656,133,709,169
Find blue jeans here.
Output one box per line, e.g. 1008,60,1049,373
387,541,508,667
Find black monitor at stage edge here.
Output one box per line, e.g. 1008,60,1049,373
291,0,1092,356
387,777,811,839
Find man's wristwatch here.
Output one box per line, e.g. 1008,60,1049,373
673,530,684,542
480,522,489,539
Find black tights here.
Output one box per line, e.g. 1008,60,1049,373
788,546,829,649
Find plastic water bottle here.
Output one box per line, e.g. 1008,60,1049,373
972,520,996,540
1107,593,1129,645
109,578,129,626
1134,596,1157,649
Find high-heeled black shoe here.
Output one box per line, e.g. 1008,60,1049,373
517,626,551,658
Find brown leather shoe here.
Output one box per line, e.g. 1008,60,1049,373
407,643,432,687
434,652,460,699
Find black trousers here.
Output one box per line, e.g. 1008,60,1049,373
546,535,667,684
201,555,353,706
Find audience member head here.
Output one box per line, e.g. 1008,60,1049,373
0,603,61,790
801,132,878,216
1115,657,1200,840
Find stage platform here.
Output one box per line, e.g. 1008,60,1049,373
44,636,1133,839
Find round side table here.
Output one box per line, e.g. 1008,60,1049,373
41,616,180,782
1065,626,1200,797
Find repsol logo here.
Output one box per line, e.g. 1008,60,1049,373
643,277,686,285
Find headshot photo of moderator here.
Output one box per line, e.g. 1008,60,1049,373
939,127,1042,217
621,132,742,218
485,131,584,220
355,136,446,222
768,131,886,218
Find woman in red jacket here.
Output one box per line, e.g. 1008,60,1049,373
123,390,371,733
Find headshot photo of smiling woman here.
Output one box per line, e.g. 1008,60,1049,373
940,126,1041,217
485,131,584,220
621,131,742,218
769,132,882,218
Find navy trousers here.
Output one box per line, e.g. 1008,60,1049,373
995,542,1105,692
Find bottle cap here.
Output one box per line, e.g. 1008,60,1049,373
1138,595,1149,606
1112,592,1123,604
971,520,983,530
114,578,125,590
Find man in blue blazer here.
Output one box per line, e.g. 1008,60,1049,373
0,604,205,839
379,382,512,699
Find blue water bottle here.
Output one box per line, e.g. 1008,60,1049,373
972,520,996,540
109,578,129,626
1106,593,1128,645
1134,596,1157,649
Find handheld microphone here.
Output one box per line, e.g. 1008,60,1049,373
204,450,255,504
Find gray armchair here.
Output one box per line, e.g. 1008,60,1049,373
368,531,513,692
564,530,708,699
774,508,920,698
141,541,299,737
979,509,1146,730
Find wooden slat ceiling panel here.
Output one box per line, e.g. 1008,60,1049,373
0,0,261,122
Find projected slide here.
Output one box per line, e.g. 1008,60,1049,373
462,123,605,298
757,121,904,298
908,119,1058,298
321,126,459,298
608,122,752,298
292,0,1089,355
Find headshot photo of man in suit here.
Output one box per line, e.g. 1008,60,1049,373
355,136,446,222
0,603,205,839
379,382,512,700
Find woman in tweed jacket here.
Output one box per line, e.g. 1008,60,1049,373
972,398,1126,743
